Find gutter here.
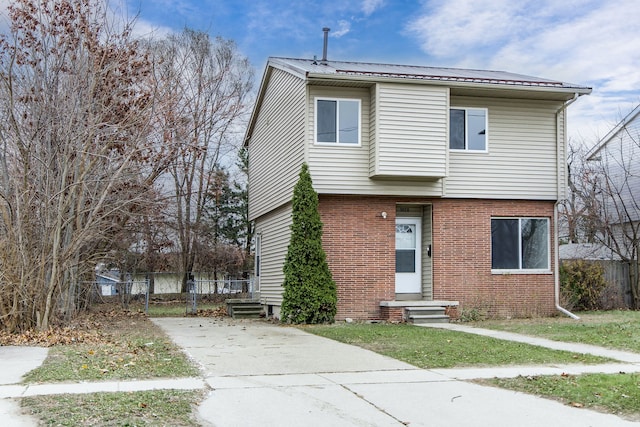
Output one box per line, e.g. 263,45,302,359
554,93,582,320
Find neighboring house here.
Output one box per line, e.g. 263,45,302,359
245,56,591,321
585,104,640,308
587,104,640,241
96,270,120,296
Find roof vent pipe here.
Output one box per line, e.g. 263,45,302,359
321,27,330,64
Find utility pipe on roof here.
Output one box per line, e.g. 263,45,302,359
554,93,581,320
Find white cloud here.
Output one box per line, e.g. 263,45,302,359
130,18,174,39
362,0,384,16
332,20,351,38
406,0,640,145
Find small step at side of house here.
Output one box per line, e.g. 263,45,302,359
226,299,263,319
404,306,450,324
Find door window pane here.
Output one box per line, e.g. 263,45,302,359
396,250,416,273
396,224,416,249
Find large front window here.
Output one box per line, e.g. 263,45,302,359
316,98,360,145
491,218,549,271
450,107,487,151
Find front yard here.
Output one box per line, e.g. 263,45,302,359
4,306,640,424
306,310,640,421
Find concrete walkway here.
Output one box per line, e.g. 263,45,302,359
1,318,640,426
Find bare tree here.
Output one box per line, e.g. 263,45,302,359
151,29,253,292
581,118,640,307
0,0,161,331
560,141,600,243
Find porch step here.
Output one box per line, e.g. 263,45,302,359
226,300,263,319
405,306,450,324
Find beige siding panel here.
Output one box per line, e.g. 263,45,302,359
308,85,444,197
369,85,378,177
255,204,292,306
421,205,433,300
446,97,563,200
248,68,306,220
374,83,448,178
557,109,567,200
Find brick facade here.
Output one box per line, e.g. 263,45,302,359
319,195,556,320
431,198,556,318
319,195,396,320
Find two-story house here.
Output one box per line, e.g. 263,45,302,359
245,57,590,321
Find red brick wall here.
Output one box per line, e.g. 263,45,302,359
319,195,396,320
319,195,557,320
430,199,556,318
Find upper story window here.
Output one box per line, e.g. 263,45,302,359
315,98,360,145
491,217,550,272
450,107,487,151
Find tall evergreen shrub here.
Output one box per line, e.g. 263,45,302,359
281,163,337,323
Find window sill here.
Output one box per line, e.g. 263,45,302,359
449,149,488,154
314,142,361,147
491,269,552,275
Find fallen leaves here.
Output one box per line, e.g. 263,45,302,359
0,326,105,347
195,306,228,317
0,308,145,347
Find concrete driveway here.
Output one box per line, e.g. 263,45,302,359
152,317,640,427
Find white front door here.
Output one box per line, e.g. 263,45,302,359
395,217,422,294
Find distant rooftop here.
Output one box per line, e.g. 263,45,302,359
269,57,592,92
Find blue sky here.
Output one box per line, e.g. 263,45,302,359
125,0,640,146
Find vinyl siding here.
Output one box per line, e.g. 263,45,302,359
372,83,447,179
248,68,306,221
421,205,433,299
446,96,564,200
308,85,444,197
254,204,292,307
557,109,567,200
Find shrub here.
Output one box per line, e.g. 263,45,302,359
281,164,337,324
560,260,607,310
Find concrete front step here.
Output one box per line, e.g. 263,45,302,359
409,314,450,324
405,306,449,324
380,300,458,324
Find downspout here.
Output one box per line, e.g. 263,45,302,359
555,93,581,319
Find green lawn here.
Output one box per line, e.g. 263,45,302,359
471,310,640,353
306,311,640,419
24,389,205,426
304,323,609,369
23,315,199,383
21,311,203,426
479,373,640,421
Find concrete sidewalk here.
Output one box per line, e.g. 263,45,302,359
153,317,640,427
2,318,640,426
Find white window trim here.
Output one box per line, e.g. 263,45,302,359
449,106,489,153
491,217,551,275
314,97,362,146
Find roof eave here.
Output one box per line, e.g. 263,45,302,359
306,72,591,100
